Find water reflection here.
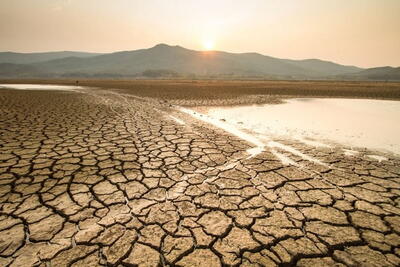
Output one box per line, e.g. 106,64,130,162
205,98,400,155
0,84,83,91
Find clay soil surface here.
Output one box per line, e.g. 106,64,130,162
2,79,400,106
0,81,400,266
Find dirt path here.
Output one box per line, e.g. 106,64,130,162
0,88,399,266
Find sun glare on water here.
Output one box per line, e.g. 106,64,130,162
203,40,215,51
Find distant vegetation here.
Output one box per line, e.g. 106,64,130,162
142,69,179,78
0,44,399,80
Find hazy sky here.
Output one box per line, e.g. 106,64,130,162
1,0,399,67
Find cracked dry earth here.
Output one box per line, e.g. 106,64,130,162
0,88,400,267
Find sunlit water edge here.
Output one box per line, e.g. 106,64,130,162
0,84,84,91
201,98,400,156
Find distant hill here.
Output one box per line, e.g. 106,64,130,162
0,51,102,64
339,67,400,81
0,44,397,80
0,63,42,77
283,58,361,76
29,44,362,78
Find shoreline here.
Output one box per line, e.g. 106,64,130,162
180,103,400,160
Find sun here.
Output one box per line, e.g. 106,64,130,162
203,40,215,51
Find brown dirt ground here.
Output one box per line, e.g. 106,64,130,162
1,79,400,106
0,82,399,266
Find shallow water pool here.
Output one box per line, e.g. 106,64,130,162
0,84,83,91
205,98,400,155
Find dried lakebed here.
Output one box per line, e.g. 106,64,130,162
0,84,399,266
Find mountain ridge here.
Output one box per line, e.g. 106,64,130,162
0,51,103,65
0,44,398,80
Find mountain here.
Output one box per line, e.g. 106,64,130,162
0,51,103,64
339,67,400,81
30,44,311,77
30,44,363,77
283,58,361,76
0,63,42,77
1,44,396,79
